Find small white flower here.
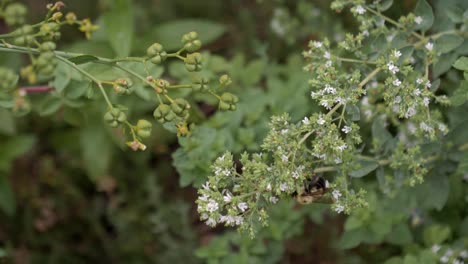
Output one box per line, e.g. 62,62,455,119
292,170,300,179
337,144,347,152
446,249,454,257
317,116,326,125
335,204,345,214
223,192,232,203
334,157,342,164
269,196,279,204
206,199,219,213
281,129,289,135
431,244,441,253
234,216,244,225
325,60,333,68
324,84,337,94
237,202,248,212
324,51,331,59
453,259,463,264
420,122,433,133
302,117,310,125
413,88,421,96
200,213,208,220
355,5,366,15
440,255,449,263
393,79,402,86
280,183,289,192
425,81,432,88
423,97,430,106
408,122,417,134
387,62,400,75
281,155,288,162
416,78,424,84
393,50,402,58
394,96,402,104
214,167,222,176
342,126,352,134
202,182,210,190
362,96,369,106
266,183,272,191
364,109,373,119
425,42,434,51
414,16,423,25
205,218,216,226
320,100,331,109
325,180,330,188
438,123,448,133
222,169,231,177
459,250,468,258
335,97,346,104
332,190,342,200
199,194,209,202
405,107,417,118
313,41,323,48
362,30,369,37
219,154,225,161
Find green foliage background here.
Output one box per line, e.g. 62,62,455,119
0,0,467,263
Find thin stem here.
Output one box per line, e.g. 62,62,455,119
358,67,381,88
365,7,424,40
55,55,113,109
167,53,185,60
335,56,377,65
168,84,192,89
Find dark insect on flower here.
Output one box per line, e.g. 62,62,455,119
292,174,331,204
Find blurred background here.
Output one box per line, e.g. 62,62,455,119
0,0,467,263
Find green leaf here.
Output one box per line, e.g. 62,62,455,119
349,160,379,178
338,229,365,249
38,96,63,116
414,0,434,31
0,174,15,216
80,124,113,180
435,34,464,53
372,116,393,152
345,105,360,121
450,80,468,106
146,19,226,51
453,56,468,71
433,52,458,78
385,223,413,245
0,135,36,172
102,0,134,57
68,55,99,65
377,0,393,11
241,59,266,86
0,109,15,135
399,46,414,63
445,6,463,23
64,80,91,99
423,225,451,246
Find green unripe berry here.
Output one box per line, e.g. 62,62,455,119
182,32,202,52
218,92,238,111
147,43,167,64
0,67,19,91
171,98,190,116
184,53,202,72
192,76,210,92
39,64,56,76
4,3,27,26
153,104,176,123
113,78,133,95
40,22,60,34
12,24,33,35
13,35,35,46
104,108,127,127
136,119,152,138
39,42,57,52
219,74,232,86
154,79,170,93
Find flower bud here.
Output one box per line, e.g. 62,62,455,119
4,3,27,26
65,12,77,24
181,31,202,52
184,52,202,72
146,43,167,64
219,74,232,86
104,108,127,127
136,119,152,138
192,76,210,92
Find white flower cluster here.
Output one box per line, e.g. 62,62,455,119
332,189,345,213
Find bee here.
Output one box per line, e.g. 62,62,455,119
292,174,331,204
